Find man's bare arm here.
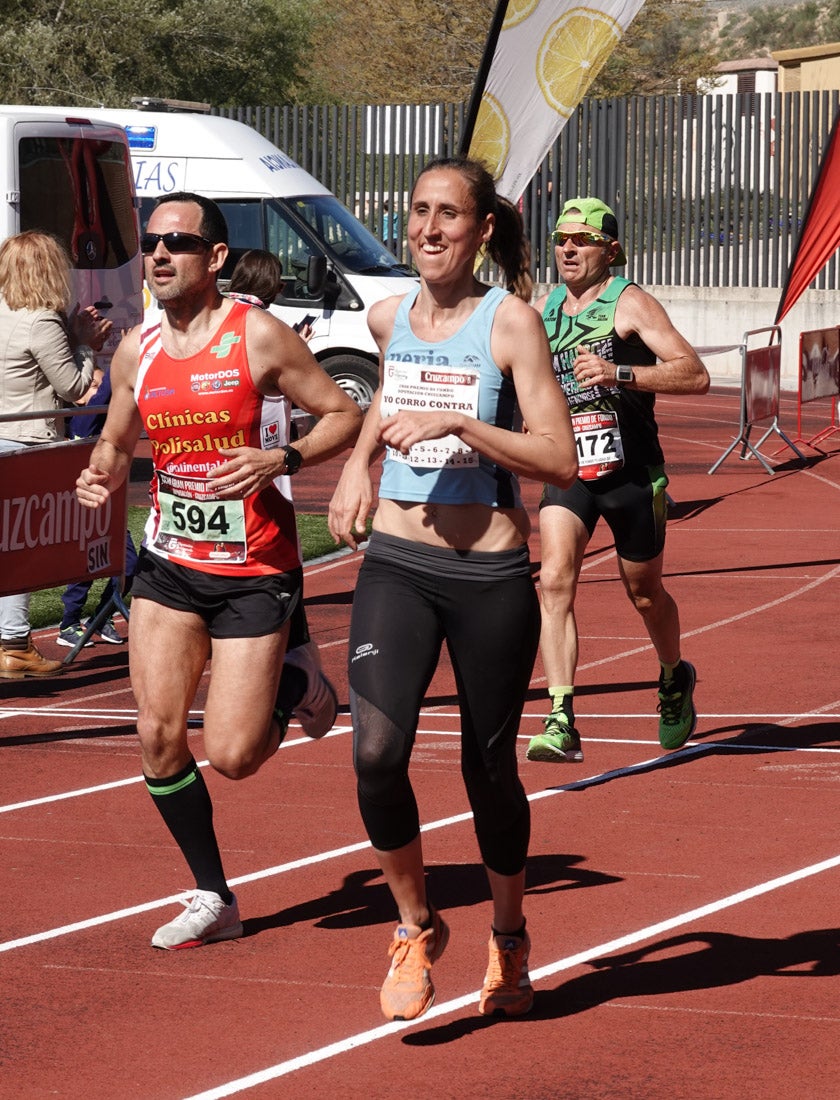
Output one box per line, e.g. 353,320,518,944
209,309,362,498
614,286,710,395
76,328,144,508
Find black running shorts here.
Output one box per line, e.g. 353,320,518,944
540,463,669,563
131,550,301,639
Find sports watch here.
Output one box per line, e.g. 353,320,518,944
615,365,634,386
282,444,303,476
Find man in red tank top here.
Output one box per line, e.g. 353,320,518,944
76,192,361,949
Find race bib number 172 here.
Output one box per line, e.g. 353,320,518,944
571,409,625,480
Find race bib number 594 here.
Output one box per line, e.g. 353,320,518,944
154,471,247,564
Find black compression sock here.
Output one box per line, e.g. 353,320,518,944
145,758,232,904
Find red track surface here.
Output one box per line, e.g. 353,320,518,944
2,388,839,1099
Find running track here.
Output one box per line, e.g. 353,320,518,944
2,388,839,1099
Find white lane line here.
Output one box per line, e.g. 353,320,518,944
0,737,831,955
3,716,838,817
0,797,478,954
4,707,838,724
0,834,372,955
181,852,840,1100
569,563,840,674
0,728,353,814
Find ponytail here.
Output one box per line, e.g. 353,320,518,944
485,198,533,302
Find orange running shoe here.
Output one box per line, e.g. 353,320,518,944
478,930,534,1017
379,909,450,1021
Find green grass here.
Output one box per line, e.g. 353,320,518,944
28,507,349,631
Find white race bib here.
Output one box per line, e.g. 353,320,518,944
154,470,247,564
571,409,625,480
381,360,480,468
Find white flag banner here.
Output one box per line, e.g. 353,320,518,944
462,0,646,202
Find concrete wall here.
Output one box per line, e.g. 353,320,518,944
532,283,840,390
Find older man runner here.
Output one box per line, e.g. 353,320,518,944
527,197,709,764
77,192,361,947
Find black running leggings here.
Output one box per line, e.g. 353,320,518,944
349,535,539,877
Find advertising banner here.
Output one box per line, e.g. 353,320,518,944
0,441,127,597
744,343,781,424
799,327,840,404
461,0,646,201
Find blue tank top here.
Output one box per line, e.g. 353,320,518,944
378,284,523,509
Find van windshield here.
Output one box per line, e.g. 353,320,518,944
282,195,411,277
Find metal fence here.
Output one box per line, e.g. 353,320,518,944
216,90,840,290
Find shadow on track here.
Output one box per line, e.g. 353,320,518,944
241,853,622,938
402,925,840,1044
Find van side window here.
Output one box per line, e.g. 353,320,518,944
19,137,138,270
219,199,320,304
264,202,319,302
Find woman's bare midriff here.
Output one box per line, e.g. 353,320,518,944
373,497,530,552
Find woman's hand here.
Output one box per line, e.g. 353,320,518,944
378,410,463,453
72,305,113,352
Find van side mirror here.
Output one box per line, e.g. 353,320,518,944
306,255,327,298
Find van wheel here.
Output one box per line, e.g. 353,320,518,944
322,355,378,407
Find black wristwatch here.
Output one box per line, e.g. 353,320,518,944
282,444,303,476
615,364,634,386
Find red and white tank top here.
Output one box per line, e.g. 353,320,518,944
135,300,300,576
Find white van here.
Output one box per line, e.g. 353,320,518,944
81,106,415,405
0,107,142,365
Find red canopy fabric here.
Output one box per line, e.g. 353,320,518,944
776,112,840,324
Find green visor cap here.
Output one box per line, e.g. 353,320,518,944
555,197,627,265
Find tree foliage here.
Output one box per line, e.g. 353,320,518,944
311,0,724,105
0,0,323,107
2,0,826,113
308,0,496,104
718,0,840,57
589,0,721,97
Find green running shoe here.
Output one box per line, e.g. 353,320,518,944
526,712,584,763
657,661,697,750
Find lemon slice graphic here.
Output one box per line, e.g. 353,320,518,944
469,93,511,180
537,7,622,118
502,0,540,29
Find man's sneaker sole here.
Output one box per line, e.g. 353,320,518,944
150,891,243,950
658,661,698,750
285,641,338,738
526,725,584,763
152,922,244,950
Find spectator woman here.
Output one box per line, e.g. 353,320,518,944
0,230,111,678
328,155,578,1021
227,249,314,341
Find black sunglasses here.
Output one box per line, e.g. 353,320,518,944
140,231,214,255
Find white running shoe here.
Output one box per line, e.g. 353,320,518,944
151,890,243,950
284,640,338,739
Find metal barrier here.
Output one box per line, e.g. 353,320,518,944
707,326,805,475
222,90,840,293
